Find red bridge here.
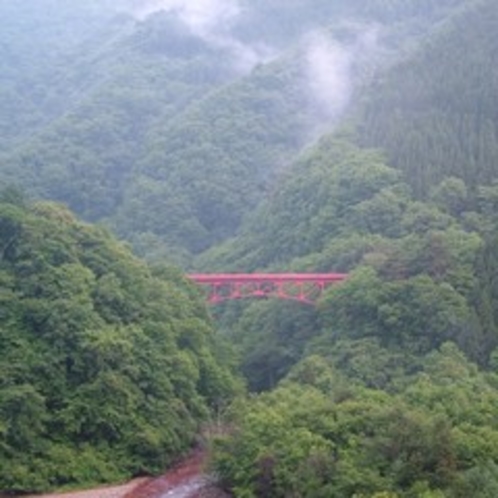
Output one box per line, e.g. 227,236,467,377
188,273,347,305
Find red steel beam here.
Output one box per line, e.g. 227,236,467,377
188,273,348,305
188,273,348,283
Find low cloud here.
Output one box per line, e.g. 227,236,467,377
305,33,353,120
122,0,274,72
126,0,240,33
304,26,380,124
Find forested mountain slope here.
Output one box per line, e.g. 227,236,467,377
201,137,495,389
3,1,498,496
197,0,498,389
195,3,498,494
1,11,235,223
356,0,498,196
0,0,119,148
0,0,473,263
212,345,498,497
0,194,240,493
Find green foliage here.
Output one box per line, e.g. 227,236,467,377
0,0,477,262
201,121,498,497
211,345,498,497
3,2,498,496
357,0,498,197
203,135,493,399
0,199,241,493
320,267,475,355
199,138,404,271
227,300,320,392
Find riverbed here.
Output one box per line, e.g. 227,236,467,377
21,451,229,498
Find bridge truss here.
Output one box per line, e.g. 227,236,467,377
188,273,347,305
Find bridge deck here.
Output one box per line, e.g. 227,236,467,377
188,273,348,283
188,273,347,304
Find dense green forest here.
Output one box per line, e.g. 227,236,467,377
356,0,498,197
0,194,240,492
3,0,498,496
0,0,473,263
212,346,498,497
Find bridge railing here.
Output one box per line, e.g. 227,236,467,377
188,273,348,304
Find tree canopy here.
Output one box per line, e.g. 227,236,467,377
2,0,498,495
0,196,240,493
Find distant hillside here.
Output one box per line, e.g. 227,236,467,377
356,0,498,196
195,0,498,391
0,0,474,263
0,0,118,147
199,0,498,274
4,3,498,495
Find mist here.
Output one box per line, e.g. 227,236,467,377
124,0,240,32
126,2,381,130
305,33,352,120
122,0,275,72
303,25,381,131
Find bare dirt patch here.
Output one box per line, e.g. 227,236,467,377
20,478,149,498
17,450,229,498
